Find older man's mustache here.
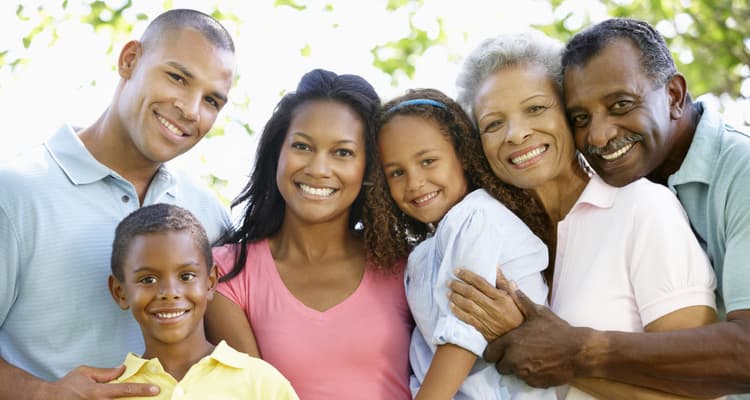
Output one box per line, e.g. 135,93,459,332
586,134,644,156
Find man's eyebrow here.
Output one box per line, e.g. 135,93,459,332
166,61,194,80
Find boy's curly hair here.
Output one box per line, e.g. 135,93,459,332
363,88,551,269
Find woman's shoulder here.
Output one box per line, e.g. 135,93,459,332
213,240,272,274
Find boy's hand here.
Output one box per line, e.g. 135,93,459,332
45,365,159,399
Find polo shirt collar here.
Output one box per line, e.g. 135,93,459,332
118,341,246,381
570,174,618,213
668,102,719,188
207,340,248,369
118,352,156,381
45,124,110,185
45,124,177,197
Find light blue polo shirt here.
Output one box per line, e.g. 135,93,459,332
668,102,750,318
0,125,230,381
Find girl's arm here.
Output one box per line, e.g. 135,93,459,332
415,344,477,400
204,292,261,358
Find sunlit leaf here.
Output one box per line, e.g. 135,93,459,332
274,0,306,11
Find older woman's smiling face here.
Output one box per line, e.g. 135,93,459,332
472,63,577,190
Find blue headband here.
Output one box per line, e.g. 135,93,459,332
385,98,448,114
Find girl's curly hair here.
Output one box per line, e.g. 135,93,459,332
363,88,551,269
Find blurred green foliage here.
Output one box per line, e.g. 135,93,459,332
2,0,747,196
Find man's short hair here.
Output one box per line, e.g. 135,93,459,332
140,8,235,53
562,17,676,86
111,203,213,281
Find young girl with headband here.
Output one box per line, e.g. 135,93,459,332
363,88,555,399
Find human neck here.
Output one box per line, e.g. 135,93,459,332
269,215,361,265
532,157,590,224
141,334,214,381
647,102,700,185
77,109,162,204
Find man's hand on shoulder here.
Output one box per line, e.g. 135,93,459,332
41,365,159,400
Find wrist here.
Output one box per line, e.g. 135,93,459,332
572,326,609,378
31,380,56,400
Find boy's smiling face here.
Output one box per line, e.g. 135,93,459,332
109,230,217,356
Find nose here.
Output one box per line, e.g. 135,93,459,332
174,93,201,122
305,152,331,177
158,278,181,300
406,171,425,192
505,118,531,145
586,114,618,148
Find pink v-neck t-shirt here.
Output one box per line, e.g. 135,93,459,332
214,240,412,400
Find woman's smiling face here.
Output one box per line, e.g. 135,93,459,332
472,63,576,190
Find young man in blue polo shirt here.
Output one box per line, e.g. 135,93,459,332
0,9,236,399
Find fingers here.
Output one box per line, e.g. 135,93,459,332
454,268,505,300
79,365,127,383
100,382,160,398
495,267,512,292
509,286,538,318
449,301,494,341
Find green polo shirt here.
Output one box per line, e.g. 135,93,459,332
668,102,750,317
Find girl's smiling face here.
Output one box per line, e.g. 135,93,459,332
379,115,468,225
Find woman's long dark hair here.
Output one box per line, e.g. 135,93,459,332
218,69,380,281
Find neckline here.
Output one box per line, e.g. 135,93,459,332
259,239,370,318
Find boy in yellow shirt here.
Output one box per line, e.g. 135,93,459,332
108,203,298,399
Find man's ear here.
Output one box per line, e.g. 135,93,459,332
666,73,688,120
206,264,218,301
118,40,142,80
108,275,130,310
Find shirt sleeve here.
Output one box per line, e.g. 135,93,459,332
721,170,750,313
630,187,717,326
432,196,549,356
213,244,250,313
0,204,21,326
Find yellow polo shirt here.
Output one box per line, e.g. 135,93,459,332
111,341,298,399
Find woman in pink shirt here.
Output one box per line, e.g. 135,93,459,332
449,31,718,399
204,69,412,400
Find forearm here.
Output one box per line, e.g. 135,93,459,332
415,344,475,400
578,317,750,397
0,357,51,400
572,377,702,400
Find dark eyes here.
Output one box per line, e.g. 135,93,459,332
167,72,185,83
180,272,196,282
482,120,504,134
291,143,354,158
139,276,157,285
421,158,436,167
204,97,219,109
334,149,354,157
570,113,590,128
292,142,312,151
388,169,404,178
611,100,633,112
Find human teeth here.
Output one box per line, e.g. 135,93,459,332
511,146,547,165
414,191,438,204
299,183,335,197
601,143,633,161
155,311,185,319
157,115,186,136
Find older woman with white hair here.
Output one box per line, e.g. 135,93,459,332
448,30,718,400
